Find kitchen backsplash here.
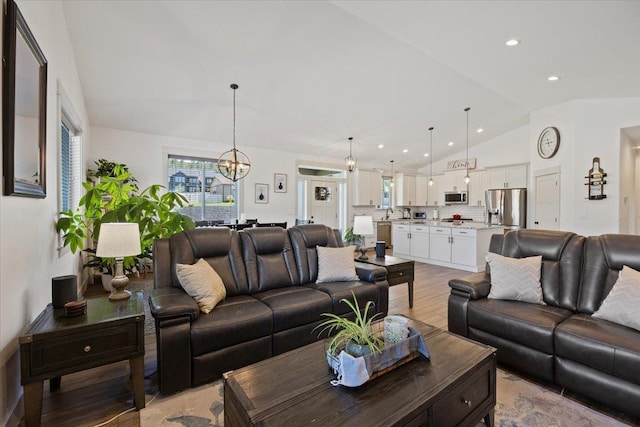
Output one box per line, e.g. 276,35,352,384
352,205,487,223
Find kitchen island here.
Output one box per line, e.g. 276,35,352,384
392,221,503,272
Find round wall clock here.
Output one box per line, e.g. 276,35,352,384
537,127,560,159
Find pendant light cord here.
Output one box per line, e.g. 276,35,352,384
232,84,237,150
465,107,470,179
429,127,434,181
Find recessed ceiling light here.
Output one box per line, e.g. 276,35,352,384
505,39,520,46
448,142,454,146
547,75,560,81
424,153,429,157
402,149,408,153
476,128,483,133
378,144,384,149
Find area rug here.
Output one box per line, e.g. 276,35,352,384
140,369,629,426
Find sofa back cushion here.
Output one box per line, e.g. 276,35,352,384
241,227,300,292
288,224,340,284
169,228,249,297
501,229,584,310
578,234,640,314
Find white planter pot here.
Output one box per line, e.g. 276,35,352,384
101,274,113,292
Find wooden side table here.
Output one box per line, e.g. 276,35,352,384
356,255,415,308
19,294,145,427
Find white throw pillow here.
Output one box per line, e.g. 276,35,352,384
486,252,545,305
592,265,640,331
316,245,359,284
176,258,226,314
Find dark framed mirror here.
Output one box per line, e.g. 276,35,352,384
3,0,47,197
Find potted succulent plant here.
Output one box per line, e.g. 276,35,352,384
315,292,383,357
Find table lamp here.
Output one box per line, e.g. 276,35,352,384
96,222,141,301
353,215,374,260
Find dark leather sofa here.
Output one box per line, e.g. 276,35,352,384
150,224,389,394
448,229,640,419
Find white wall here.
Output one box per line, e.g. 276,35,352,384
89,126,348,227
419,124,531,175
620,130,636,233
530,99,640,235
0,1,90,425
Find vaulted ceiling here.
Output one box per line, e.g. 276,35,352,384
61,1,640,171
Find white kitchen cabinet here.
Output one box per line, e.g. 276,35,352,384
427,174,443,206
429,227,452,263
409,224,430,260
451,228,477,266
488,164,528,189
392,224,411,257
392,223,429,260
415,176,429,206
468,170,490,207
443,170,469,192
396,223,503,273
352,169,382,206
394,173,416,206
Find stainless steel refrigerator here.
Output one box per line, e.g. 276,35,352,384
485,188,527,228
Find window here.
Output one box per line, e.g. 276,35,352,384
167,155,239,222
60,114,82,213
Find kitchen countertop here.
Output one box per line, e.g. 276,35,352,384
389,220,503,230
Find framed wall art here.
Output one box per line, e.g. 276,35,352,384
255,183,268,203
274,173,287,193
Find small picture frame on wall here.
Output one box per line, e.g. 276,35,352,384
255,183,269,204
274,173,287,193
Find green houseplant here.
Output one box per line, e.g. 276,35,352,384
56,162,195,284
343,226,361,246
315,292,383,357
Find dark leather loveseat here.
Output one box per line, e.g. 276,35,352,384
150,224,389,394
448,229,640,419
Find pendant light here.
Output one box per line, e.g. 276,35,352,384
390,160,395,187
464,107,471,184
428,127,434,186
218,83,251,182
345,137,357,173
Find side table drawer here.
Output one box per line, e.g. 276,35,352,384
27,323,140,378
386,266,413,285
431,365,491,426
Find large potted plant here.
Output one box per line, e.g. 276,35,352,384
56,161,195,290
315,292,383,357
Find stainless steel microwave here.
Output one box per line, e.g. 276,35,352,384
444,191,468,205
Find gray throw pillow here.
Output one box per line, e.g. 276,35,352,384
592,265,640,331
176,258,226,313
316,245,359,283
486,252,544,305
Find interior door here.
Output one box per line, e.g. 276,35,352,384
310,180,338,228
534,172,560,230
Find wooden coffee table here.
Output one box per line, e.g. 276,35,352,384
357,255,415,307
224,317,496,426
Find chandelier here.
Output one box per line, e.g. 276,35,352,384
345,137,357,173
218,84,251,182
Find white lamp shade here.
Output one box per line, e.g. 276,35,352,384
96,223,142,258
352,215,374,235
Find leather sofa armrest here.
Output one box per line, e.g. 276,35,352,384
449,272,491,300
150,287,200,321
354,262,387,283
